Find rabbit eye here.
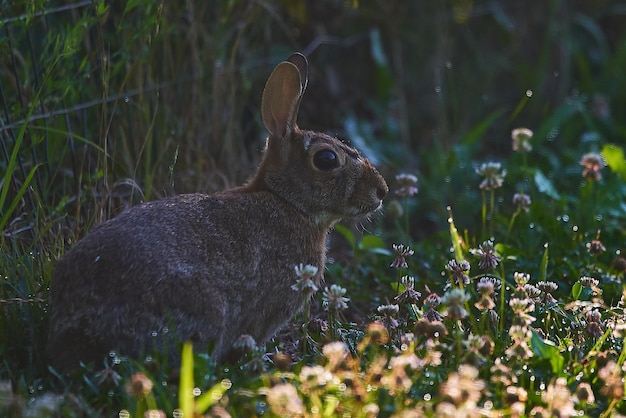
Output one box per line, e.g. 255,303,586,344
313,149,339,171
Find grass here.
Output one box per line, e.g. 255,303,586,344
2,1,626,417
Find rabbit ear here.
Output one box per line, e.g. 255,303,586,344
262,54,307,139
287,52,308,93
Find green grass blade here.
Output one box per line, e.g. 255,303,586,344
178,341,194,417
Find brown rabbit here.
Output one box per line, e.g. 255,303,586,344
47,53,388,371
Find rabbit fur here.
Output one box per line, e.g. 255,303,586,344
47,53,388,371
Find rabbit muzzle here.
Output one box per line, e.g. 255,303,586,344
348,162,388,217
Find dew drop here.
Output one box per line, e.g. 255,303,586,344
529,223,535,229
424,393,432,401
526,89,533,97
573,225,579,232
595,214,603,222
435,85,442,93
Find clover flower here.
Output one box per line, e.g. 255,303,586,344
513,272,531,286
377,304,400,330
599,361,625,399
444,259,471,289
536,281,558,305
476,161,507,190
513,193,532,212
474,277,499,311
470,239,501,270
323,341,349,371
423,292,444,322
394,275,421,304
265,383,304,416
438,365,484,406
579,276,599,288
125,372,153,398
440,288,470,320
509,297,536,326
574,382,595,404
505,325,533,359
414,317,447,339
512,127,533,152
322,284,349,312
523,284,542,302
292,264,319,296
382,352,422,394
390,243,414,269
504,386,528,405
587,239,606,255
542,377,577,418
584,309,604,338
579,152,606,181
299,365,333,393
395,173,419,197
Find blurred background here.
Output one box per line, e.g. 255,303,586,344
1,0,625,244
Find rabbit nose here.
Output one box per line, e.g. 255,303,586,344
377,186,388,200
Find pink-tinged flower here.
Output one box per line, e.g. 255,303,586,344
395,173,419,197
587,239,606,255
470,240,500,270
579,152,606,181
513,193,531,212
444,259,470,288
390,243,414,269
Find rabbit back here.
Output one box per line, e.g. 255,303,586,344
47,191,327,371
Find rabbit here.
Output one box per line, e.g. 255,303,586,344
46,53,388,372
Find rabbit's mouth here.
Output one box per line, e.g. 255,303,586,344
348,198,385,219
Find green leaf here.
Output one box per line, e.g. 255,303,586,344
571,281,582,300
334,224,355,248
448,209,465,261
530,330,564,374
602,143,626,182
358,234,389,255
534,170,560,199
494,243,519,261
